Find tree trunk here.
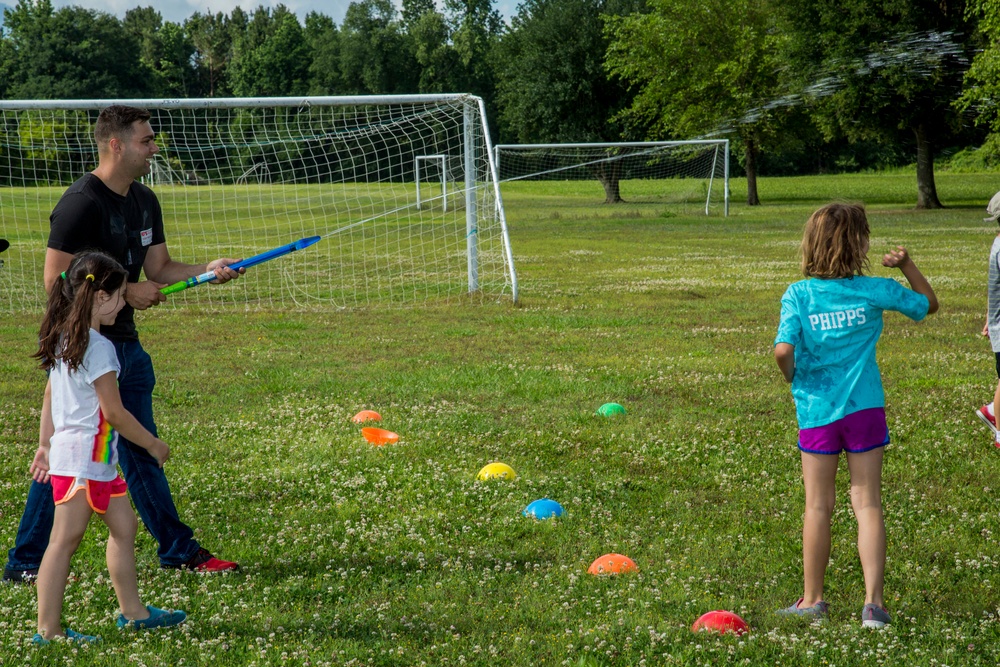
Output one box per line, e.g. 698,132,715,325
745,137,760,206
594,159,623,204
914,123,942,209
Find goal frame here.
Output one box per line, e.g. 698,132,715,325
494,140,729,216
0,94,519,307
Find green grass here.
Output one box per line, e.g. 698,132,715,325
2,172,1000,665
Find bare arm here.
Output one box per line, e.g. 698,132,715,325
42,248,74,295
775,342,795,383
30,380,54,483
142,243,243,286
93,372,170,467
882,246,938,315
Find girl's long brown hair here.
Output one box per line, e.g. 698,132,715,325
800,203,871,279
34,252,127,372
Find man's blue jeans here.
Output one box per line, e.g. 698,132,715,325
6,338,200,570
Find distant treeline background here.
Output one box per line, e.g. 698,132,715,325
3,0,1000,205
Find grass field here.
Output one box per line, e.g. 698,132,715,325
2,172,1000,665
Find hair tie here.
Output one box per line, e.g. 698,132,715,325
85,274,95,282
60,271,67,280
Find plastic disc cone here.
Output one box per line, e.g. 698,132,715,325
587,553,637,575
476,462,516,480
352,410,382,423
692,610,748,636
361,427,399,446
523,498,564,519
596,402,626,417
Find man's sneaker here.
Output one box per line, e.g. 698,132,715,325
777,598,829,619
977,404,997,433
163,547,239,573
3,567,38,585
117,605,187,630
861,603,891,629
32,628,100,645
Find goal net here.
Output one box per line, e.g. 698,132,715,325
0,95,517,312
494,141,729,215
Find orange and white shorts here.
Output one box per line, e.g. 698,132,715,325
50,475,128,514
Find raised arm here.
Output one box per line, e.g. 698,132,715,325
882,246,938,315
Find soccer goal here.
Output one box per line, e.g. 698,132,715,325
0,95,518,312
494,140,729,216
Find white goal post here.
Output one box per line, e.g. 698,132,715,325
494,140,729,216
0,94,518,311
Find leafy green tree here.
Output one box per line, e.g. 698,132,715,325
783,0,972,208
123,6,162,64
402,0,436,29
606,0,789,205
339,0,417,94
305,12,345,94
494,0,643,202
958,1,1000,157
407,8,461,92
494,0,640,144
186,10,242,96
156,22,199,97
0,14,15,99
229,5,310,97
443,0,502,108
124,7,197,97
1,0,151,99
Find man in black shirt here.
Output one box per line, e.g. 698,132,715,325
4,105,242,581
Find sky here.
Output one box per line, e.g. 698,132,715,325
0,0,518,26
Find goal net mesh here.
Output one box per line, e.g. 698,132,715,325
0,95,516,313
494,141,728,214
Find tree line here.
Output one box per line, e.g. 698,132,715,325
2,0,1000,205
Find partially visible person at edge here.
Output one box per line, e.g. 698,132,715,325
974,191,1000,444
4,104,243,583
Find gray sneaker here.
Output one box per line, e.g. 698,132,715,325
777,598,829,619
861,603,891,629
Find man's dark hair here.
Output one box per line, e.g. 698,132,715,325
95,105,152,146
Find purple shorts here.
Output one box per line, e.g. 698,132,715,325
798,407,889,455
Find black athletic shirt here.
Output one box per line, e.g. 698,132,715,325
47,173,166,341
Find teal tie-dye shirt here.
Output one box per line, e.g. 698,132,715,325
775,276,929,429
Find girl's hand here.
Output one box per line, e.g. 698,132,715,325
882,246,911,269
30,447,50,484
147,438,170,467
